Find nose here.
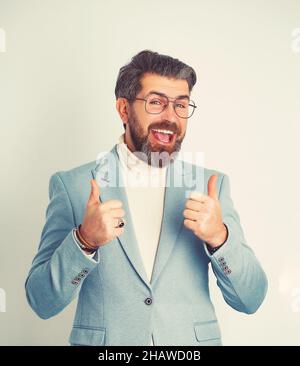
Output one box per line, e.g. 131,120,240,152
161,101,178,122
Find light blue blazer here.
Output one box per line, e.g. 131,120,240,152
25,145,267,346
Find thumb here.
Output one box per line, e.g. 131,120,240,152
88,179,101,204
207,175,218,200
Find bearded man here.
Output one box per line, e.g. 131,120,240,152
25,50,267,346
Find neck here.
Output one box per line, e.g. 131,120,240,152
124,129,136,153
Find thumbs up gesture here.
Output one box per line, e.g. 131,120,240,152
79,179,125,248
183,175,228,248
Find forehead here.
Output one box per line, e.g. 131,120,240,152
139,73,189,98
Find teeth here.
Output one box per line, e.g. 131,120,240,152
152,129,174,135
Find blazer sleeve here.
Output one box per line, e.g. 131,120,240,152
25,172,100,319
204,174,268,314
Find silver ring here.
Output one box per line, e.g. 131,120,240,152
115,218,125,228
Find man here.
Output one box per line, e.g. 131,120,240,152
25,50,267,346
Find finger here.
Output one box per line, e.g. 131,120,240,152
183,208,199,221
189,191,208,203
111,208,125,218
88,179,100,204
102,199,123,210
208,175,218,200
114,218,126,228
185,199,203,211
183,218,197,231
114,227,125,237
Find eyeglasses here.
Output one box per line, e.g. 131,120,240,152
132,93,197,119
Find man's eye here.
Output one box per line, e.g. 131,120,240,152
176,103,186,109
149,100,162,105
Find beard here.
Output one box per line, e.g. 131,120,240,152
127,109,185,168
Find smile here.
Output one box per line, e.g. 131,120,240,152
150,128,176,145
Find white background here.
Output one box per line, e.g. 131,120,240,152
0,0,300,345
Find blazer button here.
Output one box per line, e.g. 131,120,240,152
144,297,152,305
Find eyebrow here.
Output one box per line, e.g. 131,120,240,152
146,90,190,100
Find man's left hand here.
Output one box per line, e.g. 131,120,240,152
183,175,228,248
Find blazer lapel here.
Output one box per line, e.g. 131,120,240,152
91,146,150,289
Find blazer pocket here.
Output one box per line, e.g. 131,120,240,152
194,321,221,343
69,326,106,346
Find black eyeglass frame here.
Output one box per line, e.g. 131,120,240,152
130,93,197,119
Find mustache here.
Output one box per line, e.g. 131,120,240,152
148,121,180,135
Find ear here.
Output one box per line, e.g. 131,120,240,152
116,98,129,125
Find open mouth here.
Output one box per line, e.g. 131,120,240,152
150,128,176,145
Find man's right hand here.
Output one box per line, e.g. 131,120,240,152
79,179,125,248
